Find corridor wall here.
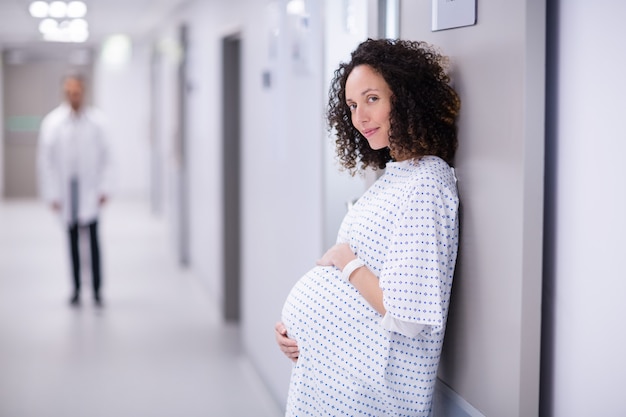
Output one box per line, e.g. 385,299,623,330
239,0,326,404
546,1,626,415
147,1,235,298
399,1,546,416
149,0,327,407
93,41,151,198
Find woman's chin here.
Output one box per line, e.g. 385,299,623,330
366,140,390,151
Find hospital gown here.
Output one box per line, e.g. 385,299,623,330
281,156,459,417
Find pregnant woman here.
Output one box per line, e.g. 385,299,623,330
275,38,461,417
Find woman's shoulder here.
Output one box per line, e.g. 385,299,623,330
377,156,457,196
395,157,458,206
404,156,457,189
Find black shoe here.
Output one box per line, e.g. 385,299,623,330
70,292,80,306
94,294,103,307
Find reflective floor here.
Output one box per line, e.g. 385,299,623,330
0,198,283,417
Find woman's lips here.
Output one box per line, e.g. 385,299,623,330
362,127,378,138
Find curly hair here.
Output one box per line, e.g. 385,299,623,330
327,38,460,173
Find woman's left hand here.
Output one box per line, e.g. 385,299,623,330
316,243,356,271
275,322,299,363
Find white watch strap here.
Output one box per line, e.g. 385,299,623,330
341,258,365,282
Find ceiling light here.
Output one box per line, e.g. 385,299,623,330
43,28,89,43
67,1,87,18
39,18,58,34
101,34,133,68
49,1,68,18
69,18,88,32
286,0,306,16
29,1,49,18
39,18,89,42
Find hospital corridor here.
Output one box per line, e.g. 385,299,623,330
0,197,282,417
2,0,626,416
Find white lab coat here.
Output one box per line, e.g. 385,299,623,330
38,103,113,225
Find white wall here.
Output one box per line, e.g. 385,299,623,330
149,0,257,309
550,1,626,415
151,27,182,259
180,0,241,302
240,0,325,405
148,0,227,309
321,0,370,250
149,0,327,407
93,40,151,198
399,1,545,416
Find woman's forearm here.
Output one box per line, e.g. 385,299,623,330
348,266,386,316
317,243,387,316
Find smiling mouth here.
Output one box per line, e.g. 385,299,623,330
362,128,378,138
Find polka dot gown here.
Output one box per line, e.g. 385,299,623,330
282,156,460,417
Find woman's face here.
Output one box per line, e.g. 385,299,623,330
345,65,392,150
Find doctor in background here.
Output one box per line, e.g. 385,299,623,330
38,73,112,306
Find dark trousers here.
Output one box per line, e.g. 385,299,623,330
68,221,101,296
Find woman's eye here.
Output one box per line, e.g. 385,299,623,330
367,96,378,103
347,103,357,111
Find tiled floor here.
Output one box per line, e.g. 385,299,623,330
0,198,283,417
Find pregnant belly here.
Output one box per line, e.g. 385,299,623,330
281,266,389,383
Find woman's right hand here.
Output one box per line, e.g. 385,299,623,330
275,321,299,363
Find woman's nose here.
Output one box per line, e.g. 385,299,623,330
355,106,368,124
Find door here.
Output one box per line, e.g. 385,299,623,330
222,34,241,322
2,49,92,198
176,24,190,266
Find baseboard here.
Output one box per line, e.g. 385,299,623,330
431,378,486,417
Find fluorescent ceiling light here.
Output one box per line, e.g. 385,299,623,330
101,34,132,67
43,28,89,43
67,1,87,18
30,1,90,43
39,18,58,34
44,31,88,43
29,1,49,18
286,0,306,15
49,1,68,18
40,18,88,43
